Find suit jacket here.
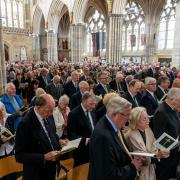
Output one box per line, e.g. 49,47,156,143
15,108,60,180
155,86,167,101
63,81,78,98
141,91,159,116
46,83,63,101
69,91,82,110
94,83,110,97
126,128,157,180
123,91,141,108
109,79,126,93
153,102,180,180
37,75,51,90
67,105,97,166
88,116,137,180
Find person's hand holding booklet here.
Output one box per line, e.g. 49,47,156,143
1,127,15,142
59,138,82,154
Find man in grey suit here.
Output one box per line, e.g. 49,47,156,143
46,75,64,102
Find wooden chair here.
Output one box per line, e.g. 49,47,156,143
0,155,23,179
67,163,89,180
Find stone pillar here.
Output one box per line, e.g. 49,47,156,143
0,5,6,95
47,30,58,63
144,17,157,63
32,34,40,61
108,14,124,64
24,0,31,29
172,2,180,68
70,23,86,63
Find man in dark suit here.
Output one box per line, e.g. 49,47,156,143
63,70,80,98
46,75,64,102
37,68,51,90
15,94,62,180
67,92,97,166
153,88,180,180
94,71,110,97
80,67,91,81
123,79,142,108
155,76,170,101
109,73,126,95
69,81,89,110
88,96,142,180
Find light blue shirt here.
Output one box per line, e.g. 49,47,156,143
105,114,118,134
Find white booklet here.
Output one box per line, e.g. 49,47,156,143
129,152,155,157
60,138,82,154
154,132,179,151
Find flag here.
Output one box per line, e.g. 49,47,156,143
130,34,136,47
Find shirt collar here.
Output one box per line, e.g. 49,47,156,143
34,107,43,121
146,89,154,97
81,104,87,113
105,114,118,133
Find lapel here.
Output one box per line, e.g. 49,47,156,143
147,91,158,106
31,110,53,150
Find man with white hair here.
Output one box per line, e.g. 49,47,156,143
88,96,143,180
153,88,180,180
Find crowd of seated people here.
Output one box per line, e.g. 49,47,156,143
0,61,179,180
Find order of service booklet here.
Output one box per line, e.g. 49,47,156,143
0,127,15,140
129,152,155,157
60,138,82,154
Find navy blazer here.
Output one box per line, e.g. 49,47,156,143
88,116,137,180
15,108,60,180
94,83,110,97
69,91,82,110
63,81,78,98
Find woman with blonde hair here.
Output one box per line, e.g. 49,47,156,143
126,107,169,180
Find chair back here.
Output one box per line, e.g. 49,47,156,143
0,155,23,178
67,163,89,180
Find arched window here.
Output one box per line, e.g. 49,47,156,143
13,0,18,28
122,2,145,52
86,10,106,56
1,0,6,26
18,1,24,28
158,0,177,50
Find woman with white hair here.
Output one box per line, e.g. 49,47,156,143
53,95,70,138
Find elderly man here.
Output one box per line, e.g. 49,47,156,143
88,96,142,180
1,82,25,130
69,81,90,110
15,94,62,180
67,92,97,166
153,88,180,180
46,75,64,102
63,70,80,98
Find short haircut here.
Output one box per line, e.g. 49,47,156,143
129,79,140,88
158,76,169,85
35,95,47,107
129,107,146,130
81,92,96,103
166,87,180,100
58,95,69,104
125,75,134,85
106,96,132,115
103,92,119,107
172,78,180,88
145,77,156,86
97,71,108,79
5,82,15,93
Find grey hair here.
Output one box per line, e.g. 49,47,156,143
106,96,132,115
58,95,69,104
145,77,156,86
5,82,15,93
166,88,180,100
81,92,97,103
35,88,46,97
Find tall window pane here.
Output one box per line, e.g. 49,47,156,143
7,0,13,27
13,0,18,28
1,0,6,26
19,2,24,28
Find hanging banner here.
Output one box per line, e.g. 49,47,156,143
141,34,146,46
130,34,136,47
92,33,96,50
96,32,100,50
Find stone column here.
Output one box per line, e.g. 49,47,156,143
24,0,31,29
0,4,6,95
47,30,58,63
69,23,86,63
32,34,40,61
144,16,157,63
172,2,180,68
108,14,124,64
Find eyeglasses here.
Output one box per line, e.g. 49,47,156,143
118,112,130,119
148,83,156,86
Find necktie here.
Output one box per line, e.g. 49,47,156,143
117,82,122,92
133,96,139,107
104,85,108,93
42,119,54,150
86,111,93,132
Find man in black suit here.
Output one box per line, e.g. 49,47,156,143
15,94,62,180
94,71,110,97
80,67,91,81
37,68,51,90
155,76,170,101
46,75,64,102
63,70,80,98
69,81,89,110
109,73,126,95
153,88,180,180
67,92,97,166
123,79,142,108
88,96,143,180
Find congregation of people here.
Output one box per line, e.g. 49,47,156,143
0,61,180,180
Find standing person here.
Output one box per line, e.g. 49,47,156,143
153,88,180,180
88,96,143,180
15,94,62,180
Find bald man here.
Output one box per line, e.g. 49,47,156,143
15,94,61,180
